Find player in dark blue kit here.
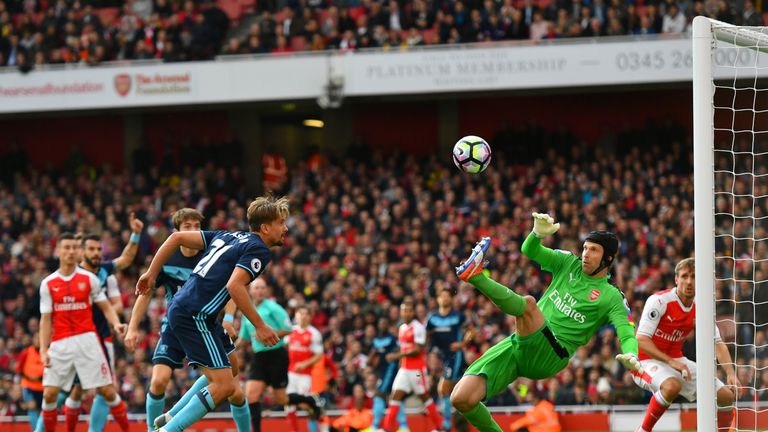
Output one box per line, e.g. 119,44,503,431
370,317,408,432
124,208,253,432
426,288,473,432
36,213,144,432
135,195,285,432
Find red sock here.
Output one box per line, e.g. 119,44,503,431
109,400,130,432
287,410,299,432
717,408,735,431
382,402,401,432
64,405,79,432
641,392,670,432
43,408,58,432
425,399,444,429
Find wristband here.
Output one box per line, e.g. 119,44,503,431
130,232,141,244
223,313,235,323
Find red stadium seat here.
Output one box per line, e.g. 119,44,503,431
217,0,243,22
421,28,438,44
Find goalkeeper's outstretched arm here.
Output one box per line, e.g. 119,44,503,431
521,212,564,268
609,298,643,373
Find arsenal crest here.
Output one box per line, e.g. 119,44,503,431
589,289,600,301
78,282,87,291
114,73,131,97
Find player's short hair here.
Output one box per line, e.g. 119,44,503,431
58,232,76,244
172,208,204,230
675,257,695,276
401,299,414,309
296,305,310,314
247,194,289,232
81,233,101,245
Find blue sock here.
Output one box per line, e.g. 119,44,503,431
397,403,408,429
442,396,452,430
373,396,386,428
230,401,251,432
169,376,209,417
33,411,43,432
27,408,39,431
308,418,318,432
146,392,166,431
88,394,109,432
162,388,215,432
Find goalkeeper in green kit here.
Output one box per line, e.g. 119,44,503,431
450,212,644,432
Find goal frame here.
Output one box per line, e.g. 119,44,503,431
692,15,717,432
692,16,768,431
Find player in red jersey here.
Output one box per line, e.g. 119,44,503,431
286,305,326,432
39,233,130,432
632,258,739,432
382,300,443,432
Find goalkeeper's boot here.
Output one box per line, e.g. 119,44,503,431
456,237,491,281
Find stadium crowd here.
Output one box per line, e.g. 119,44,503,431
0,119,764,423
0,0,763,71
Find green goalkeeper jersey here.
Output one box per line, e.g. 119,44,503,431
521,233,638,357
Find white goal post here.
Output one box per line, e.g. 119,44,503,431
693,16,768,432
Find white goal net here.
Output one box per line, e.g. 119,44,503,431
693,17,768,431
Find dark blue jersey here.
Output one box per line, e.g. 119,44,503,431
171,231,271,320
90,261,117,339
372,333,398,376
426,310,465,355
155,249,203,307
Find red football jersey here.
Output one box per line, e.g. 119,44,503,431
398,319,427,370
39,268,105,342
287,325,323,375
636,288,720,361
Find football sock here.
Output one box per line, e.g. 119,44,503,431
442,396,453,431
88,394,110,432
459,402,503,432
468,273,527,316
146,391,166,431
717,406,734,431
373,396,386,428
641,391,670,432
169,375,209,417
249,402,262,432
230,400,252,432
161,387,215,432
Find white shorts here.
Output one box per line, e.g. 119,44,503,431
286,372,312,395
391,368,427,395
104,340,116,384
43,332,113,391
631,357,725,402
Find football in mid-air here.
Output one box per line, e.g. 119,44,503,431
452,135,491,174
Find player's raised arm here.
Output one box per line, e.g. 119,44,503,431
112,212,144,271
135,231,205,295
226,267,279,347
521,213,569,273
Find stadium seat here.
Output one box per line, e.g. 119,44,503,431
217,0,243,22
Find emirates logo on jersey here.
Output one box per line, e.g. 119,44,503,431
589,289,600,301
78,282,87,291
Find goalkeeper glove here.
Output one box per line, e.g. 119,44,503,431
616,353,644,374
532,212,560,237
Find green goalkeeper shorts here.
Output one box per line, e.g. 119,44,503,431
464,325,571,400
